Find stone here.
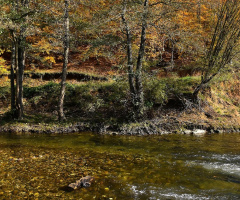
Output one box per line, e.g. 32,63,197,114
192,129,207,136
161,131,170,135
68,176,94,189
184,130,192,135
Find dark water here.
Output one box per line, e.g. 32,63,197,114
0,133,240,199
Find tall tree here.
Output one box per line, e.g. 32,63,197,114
16,19,27,119
8,0,30,119
121,0,149,120
10,37,16,113
0,0,44,119
58,0,70,121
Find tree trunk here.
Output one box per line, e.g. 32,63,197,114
197,0,201,24
192,0,240,101
15,39,19,116
58,0,70,122
121,0,136,114
192,82,203,102
10,41,16,114
16,37,25,119
135,0,148,119
121,0,148,120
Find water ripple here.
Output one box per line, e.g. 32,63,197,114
200,162,240,177
129,185,236,200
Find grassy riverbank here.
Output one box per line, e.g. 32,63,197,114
0,72,240,135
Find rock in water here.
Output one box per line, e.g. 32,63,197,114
68,176,94,189
80,176,94,187
192,129,207,136
68,182,78,190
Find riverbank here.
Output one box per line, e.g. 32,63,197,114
1,114,240,136
1,73,239,135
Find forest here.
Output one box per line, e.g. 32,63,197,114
0,0,240,134
1,1,240,199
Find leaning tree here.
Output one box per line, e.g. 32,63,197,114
193,0,240,100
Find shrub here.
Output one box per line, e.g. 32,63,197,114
144,78,168,108
0,86,10,105
24,82,59,98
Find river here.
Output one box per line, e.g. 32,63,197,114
0,133,240,199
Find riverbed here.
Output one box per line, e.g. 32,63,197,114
0,133,240,199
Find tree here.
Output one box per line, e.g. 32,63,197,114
121,0,149,120
3,0,30,119
58,0,70,121
10,40,16,112
0,0,45,119
193,0,240,100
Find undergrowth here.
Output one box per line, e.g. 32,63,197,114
0,73,239,126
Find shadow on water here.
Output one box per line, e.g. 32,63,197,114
0,133,240,199
59,186,74,192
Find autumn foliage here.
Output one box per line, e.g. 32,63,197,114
0,0,239,121
0,0,225,74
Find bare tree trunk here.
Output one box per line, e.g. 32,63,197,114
121,0,148,120
192,81,204,102
58,0,70,121
197,0,201,24
121,0,136,111
9,0,29,120
10,41,16,114
135,0,148,119
16,37,25,119
15,39,19,116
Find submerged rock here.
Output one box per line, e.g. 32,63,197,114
68,176,94,189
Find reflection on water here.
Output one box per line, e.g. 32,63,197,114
0,133,240,199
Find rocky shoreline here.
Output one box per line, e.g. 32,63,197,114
1,117,240,136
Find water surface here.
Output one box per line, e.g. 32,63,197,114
0,133,240,199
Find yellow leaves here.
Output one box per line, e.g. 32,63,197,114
32,38,55,55
43,56,56,65
0,57,8,75
32,38,57,66
132,43,139,54
99,0,106,6
0,67,8,75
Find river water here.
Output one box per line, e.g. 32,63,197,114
0,133,239,199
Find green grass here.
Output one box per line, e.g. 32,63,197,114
3,73,239,125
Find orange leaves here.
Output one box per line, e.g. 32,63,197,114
2,4,10,14
42,26,54,34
